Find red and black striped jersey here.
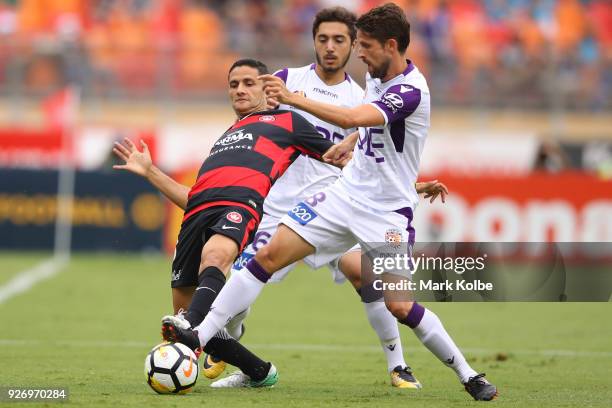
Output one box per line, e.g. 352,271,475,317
183,110,334,222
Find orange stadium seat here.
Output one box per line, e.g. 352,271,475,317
177,5,225,90
555,0,587,52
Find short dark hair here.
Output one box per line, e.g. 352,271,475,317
356,3,410,53
228,58,269,77
312,6,357,43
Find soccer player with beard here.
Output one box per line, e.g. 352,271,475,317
162,4,497,401
190,7,447,389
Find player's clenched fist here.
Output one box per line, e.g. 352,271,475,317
259,74,294,104
323,142,353,167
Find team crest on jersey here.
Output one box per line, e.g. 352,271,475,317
385,229,403,247
215,129,253,146
259,115,275,122
226,212,243,223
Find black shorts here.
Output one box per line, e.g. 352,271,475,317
171,205,258,288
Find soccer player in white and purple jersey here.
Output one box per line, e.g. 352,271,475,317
163,4,497,401
202,7,446,389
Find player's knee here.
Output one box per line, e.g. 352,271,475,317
340,261,361,289
254,244,277,272
199,247,233,275
385,301,415,320
344,269,361,290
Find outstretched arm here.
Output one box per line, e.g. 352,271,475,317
113,138,190,210
260,75,384,129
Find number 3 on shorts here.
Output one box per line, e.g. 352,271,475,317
288,202,318,225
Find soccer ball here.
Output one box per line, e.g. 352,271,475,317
144,342,198,394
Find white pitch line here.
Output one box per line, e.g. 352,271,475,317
0,339,610,358
0,257,68,305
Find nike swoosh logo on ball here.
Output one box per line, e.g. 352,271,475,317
183,356,194,377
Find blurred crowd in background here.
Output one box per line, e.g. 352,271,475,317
0,0,610,109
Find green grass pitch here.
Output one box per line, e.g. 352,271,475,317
0,252,610,407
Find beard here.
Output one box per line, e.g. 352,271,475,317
369,57,391,79
315,51,351,74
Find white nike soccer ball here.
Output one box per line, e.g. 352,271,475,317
144,342,198,394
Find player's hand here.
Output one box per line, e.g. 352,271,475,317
112,137,153,178
416,180,448,203
266,96,280,110
337,151,353,168
259,74,294,104
323,143,353,167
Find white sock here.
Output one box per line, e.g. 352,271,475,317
195,265,266,347
225,307,250,339
364,302,406,372
412,307,478,383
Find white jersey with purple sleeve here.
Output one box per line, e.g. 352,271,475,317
262,64,364,219
341,61,430,212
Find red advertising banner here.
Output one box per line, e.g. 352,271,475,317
0,128,68,167
414,172,612,243
0,126,158,169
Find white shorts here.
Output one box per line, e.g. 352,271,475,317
231,212,360,284
280,179,416,269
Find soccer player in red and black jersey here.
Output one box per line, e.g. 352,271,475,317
113,58,338,386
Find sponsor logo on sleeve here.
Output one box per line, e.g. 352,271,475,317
381,93,404,113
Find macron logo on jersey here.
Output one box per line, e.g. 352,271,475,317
312,87,338,99
215,130,253,147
